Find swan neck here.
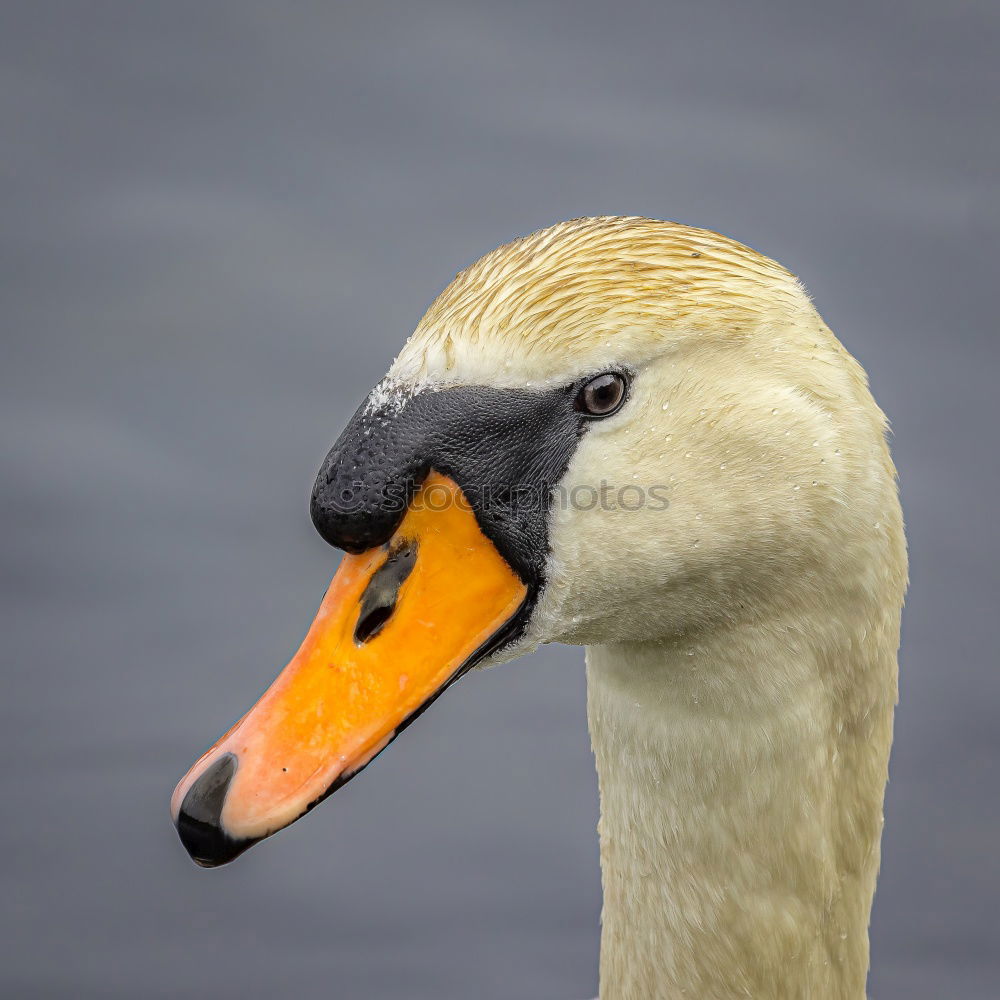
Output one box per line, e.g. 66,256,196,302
586,615,896,1000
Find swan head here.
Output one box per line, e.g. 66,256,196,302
171,217,899,866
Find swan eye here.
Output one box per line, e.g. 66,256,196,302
575,372,628,417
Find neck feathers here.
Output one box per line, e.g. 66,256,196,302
587,593,900,1000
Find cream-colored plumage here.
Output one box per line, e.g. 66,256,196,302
378,217,907,999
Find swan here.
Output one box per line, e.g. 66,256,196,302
171,216,907,1000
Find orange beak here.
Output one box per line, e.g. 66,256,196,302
170,473,528,866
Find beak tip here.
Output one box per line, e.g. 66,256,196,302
174,809,257,868
173,751,257,868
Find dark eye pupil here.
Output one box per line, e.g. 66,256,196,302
577,372,626,416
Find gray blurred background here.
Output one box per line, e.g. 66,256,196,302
2,2,997,998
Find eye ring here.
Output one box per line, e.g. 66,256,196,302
574,371,629,418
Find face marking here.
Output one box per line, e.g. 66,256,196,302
311,380,613,591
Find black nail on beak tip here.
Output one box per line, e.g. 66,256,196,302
175,753,257,868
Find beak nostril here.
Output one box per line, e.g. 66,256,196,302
353,540,418,646
354,603,395,644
